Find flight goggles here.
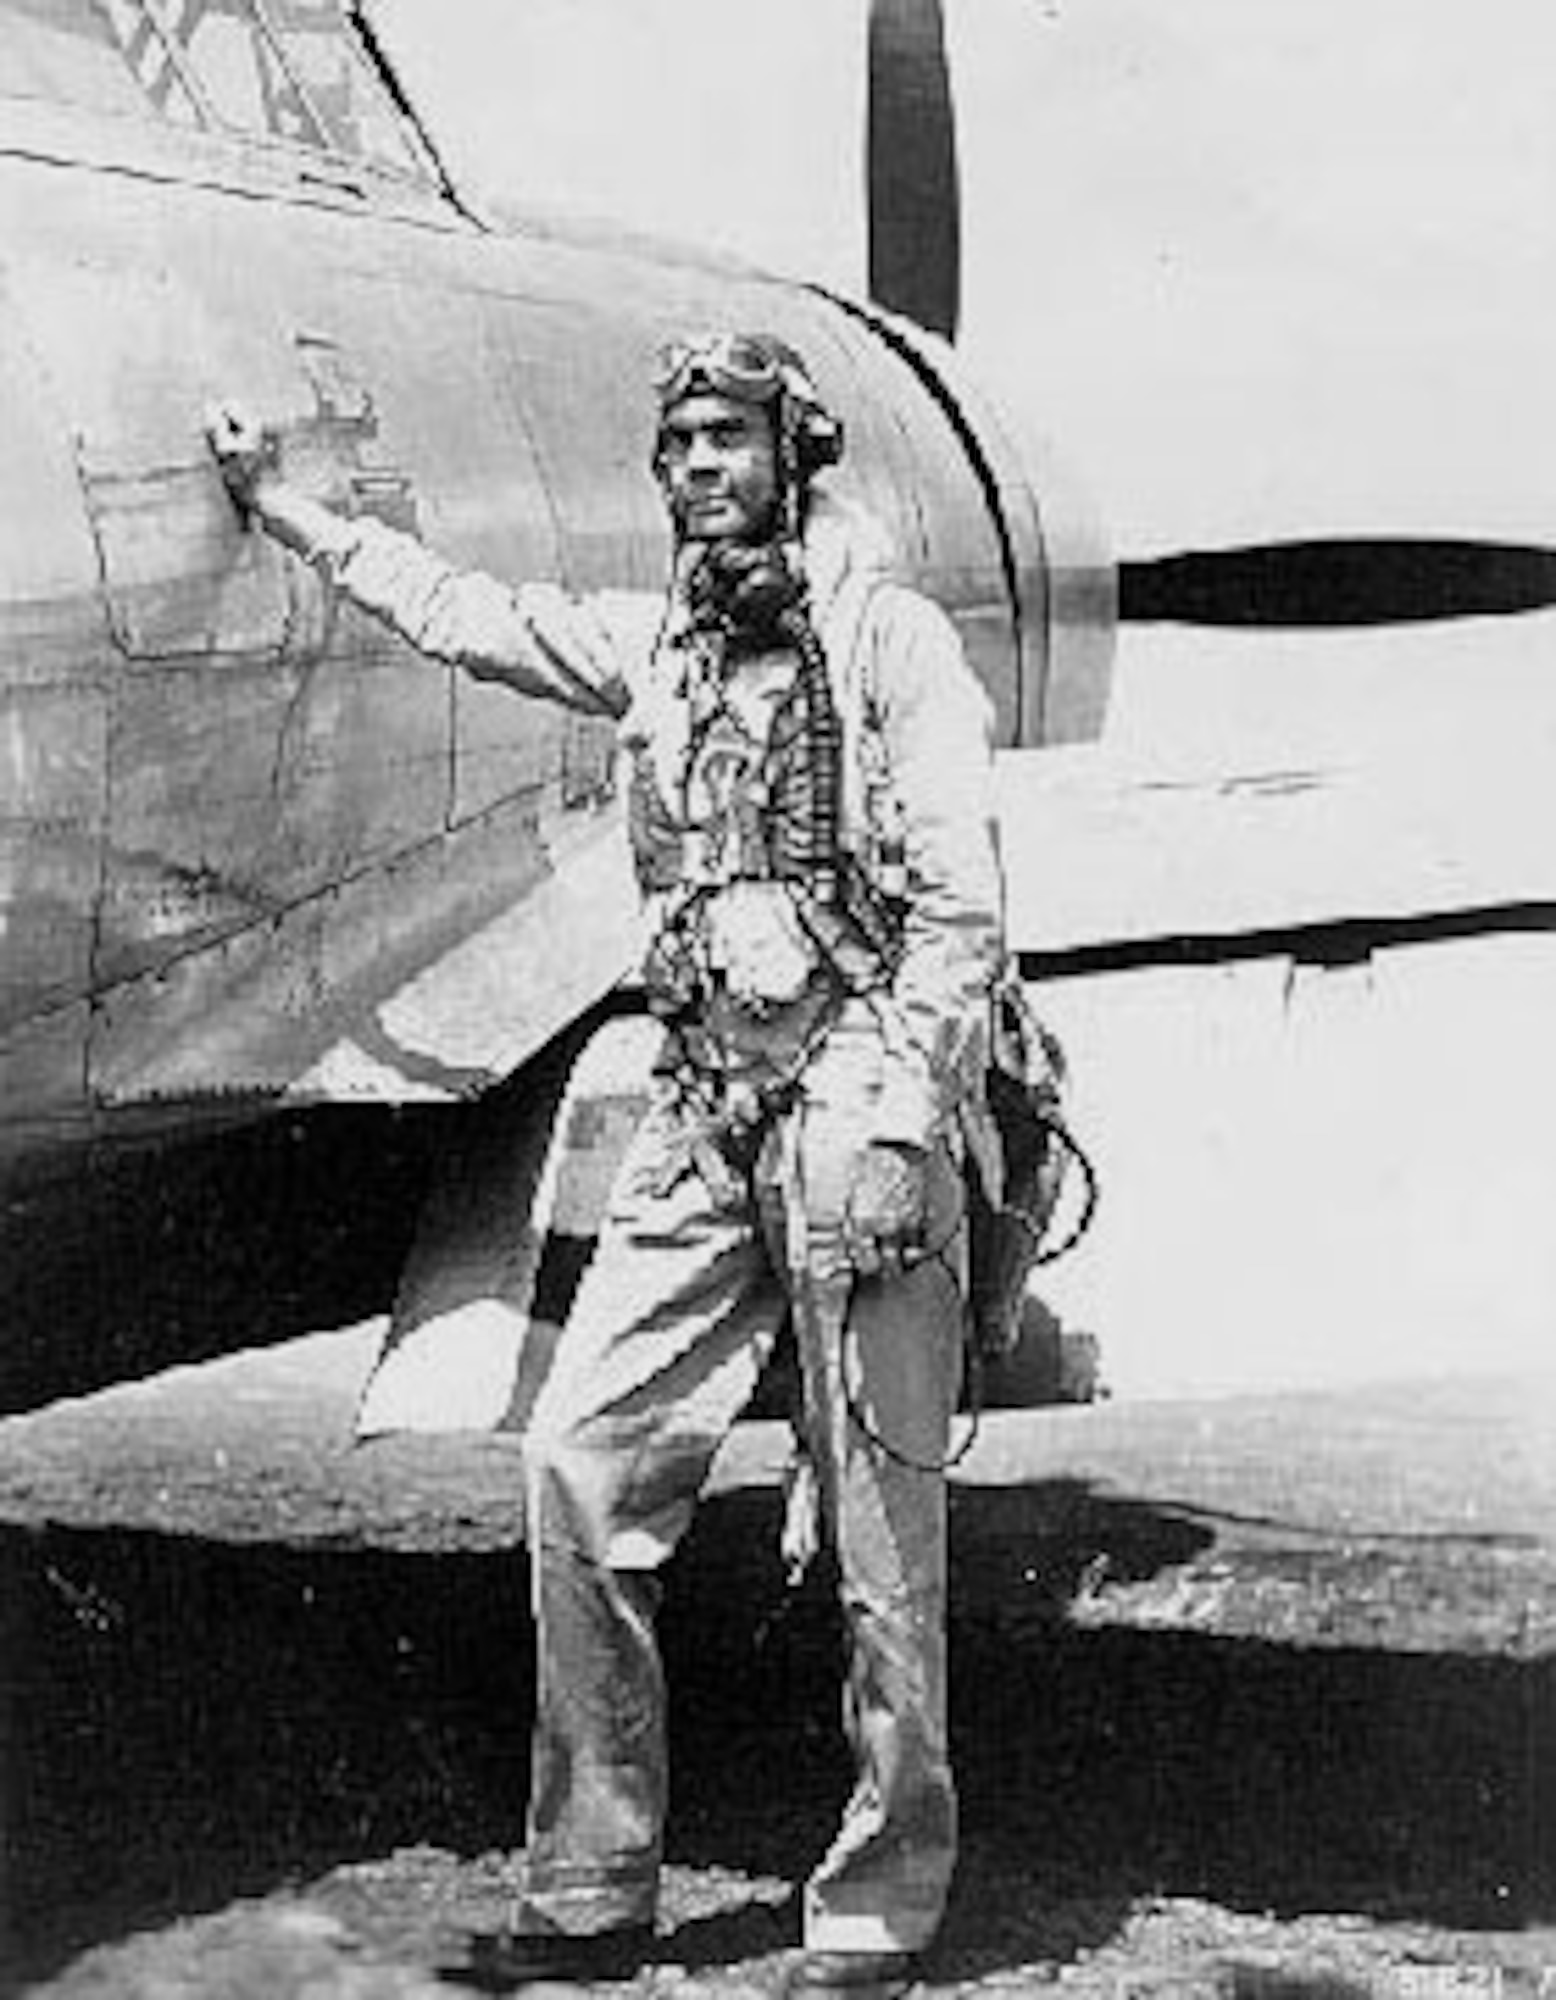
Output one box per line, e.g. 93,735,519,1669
653,332,816,410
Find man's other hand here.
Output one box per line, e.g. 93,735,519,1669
842,1142,929,1279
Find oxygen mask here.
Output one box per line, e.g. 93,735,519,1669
685,539,809,650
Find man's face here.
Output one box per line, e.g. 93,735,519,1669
657,392,781,544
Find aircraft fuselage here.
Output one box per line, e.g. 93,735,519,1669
0,90,1108,1175
0,0,1110,1408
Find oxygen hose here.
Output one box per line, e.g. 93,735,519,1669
842,1110,1102,1477
776,607,845,906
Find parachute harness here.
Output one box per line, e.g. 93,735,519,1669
648,540,1101,1488
642,331,1102,1503
639,544,907,1146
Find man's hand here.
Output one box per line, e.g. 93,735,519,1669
841,1141,930,1279
205,400,281,516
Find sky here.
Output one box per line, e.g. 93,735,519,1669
371,0,1556,566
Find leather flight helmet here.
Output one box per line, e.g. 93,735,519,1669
651,330,844,532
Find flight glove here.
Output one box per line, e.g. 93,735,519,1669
841,1140,930,1278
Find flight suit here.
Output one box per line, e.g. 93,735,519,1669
259,482,1005,1955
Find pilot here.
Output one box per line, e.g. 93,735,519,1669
210,332,1005,1999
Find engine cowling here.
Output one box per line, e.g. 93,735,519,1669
830,296,1115,748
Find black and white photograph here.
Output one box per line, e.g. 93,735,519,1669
0,3,1552,1993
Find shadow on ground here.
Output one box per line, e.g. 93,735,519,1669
1,1484,1550,1991
0,1106,436,1416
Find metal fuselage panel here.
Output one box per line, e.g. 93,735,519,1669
0,120,1023,1169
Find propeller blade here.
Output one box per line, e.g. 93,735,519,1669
1120,540,1556,628
867,0,961,341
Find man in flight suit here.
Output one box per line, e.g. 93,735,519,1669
210,331,1005,1997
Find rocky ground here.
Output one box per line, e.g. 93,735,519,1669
1,1332,1553,1997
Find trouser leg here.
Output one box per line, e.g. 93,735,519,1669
789,1126,965,1956
515,1112,783,1934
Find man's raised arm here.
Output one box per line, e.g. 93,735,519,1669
206,403,635,720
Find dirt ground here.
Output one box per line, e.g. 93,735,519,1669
1,1330,1553,1998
